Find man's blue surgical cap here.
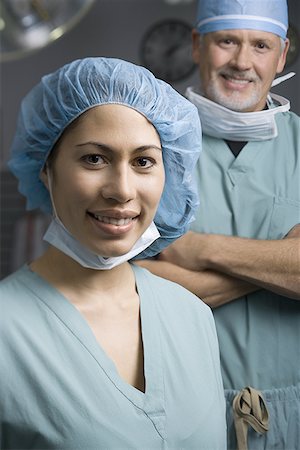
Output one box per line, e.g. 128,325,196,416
196,0,288,40
8,57,202,259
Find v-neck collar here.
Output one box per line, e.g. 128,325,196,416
204,135,267,187
18,264,166,436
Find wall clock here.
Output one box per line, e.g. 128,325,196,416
140,19,196,83
286,23,300,67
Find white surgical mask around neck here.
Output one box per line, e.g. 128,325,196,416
43,169,160,270
43,217,160,270
186,73,294,142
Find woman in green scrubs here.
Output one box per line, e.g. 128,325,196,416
0,57,226,449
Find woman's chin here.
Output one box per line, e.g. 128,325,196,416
84,242,136,259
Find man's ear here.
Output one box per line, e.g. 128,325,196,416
40,165,49,190
192,29,201,64
277,38,290,74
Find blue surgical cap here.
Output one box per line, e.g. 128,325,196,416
8,57,202,259
196,0,288,40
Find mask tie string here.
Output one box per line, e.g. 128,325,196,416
271,72,295,87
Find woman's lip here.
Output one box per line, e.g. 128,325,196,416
88,209,139,220
87,212,138,236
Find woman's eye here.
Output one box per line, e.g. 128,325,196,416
82,154,105,165
134,157,154,168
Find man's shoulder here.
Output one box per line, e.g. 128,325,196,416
280,110,300,126
277,110,300,146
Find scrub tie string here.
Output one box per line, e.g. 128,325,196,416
233,386,269,450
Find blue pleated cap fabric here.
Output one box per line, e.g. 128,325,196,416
196,0,288,39
8,57,202,259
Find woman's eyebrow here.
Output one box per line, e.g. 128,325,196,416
76,142,162,151
135,145,162,152
76,142,111,150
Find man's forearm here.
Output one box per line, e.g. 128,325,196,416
159,228,300,299
134,259,258,308
202,234,300,299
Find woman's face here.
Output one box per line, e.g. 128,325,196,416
43,104,165,257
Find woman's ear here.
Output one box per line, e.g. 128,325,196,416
40,165,49,190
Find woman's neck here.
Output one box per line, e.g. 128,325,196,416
31,246,144,392
30,245,136,307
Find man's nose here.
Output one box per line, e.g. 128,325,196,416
230,44,252,71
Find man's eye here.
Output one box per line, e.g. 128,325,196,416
219,39,235,48
256,42,267,50
83,154,105,165
221,39,234,45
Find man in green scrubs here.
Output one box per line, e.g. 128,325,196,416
137,0,300,448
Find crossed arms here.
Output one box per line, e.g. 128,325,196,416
135,225,300,308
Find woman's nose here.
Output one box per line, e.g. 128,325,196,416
101,166,136,203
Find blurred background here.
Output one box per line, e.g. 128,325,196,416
0,0,299,279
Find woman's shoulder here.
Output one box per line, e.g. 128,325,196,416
131,263,212,317
131,264,219,356
0,265,43,313
0,265,29,292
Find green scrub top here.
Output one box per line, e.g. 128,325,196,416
0,264,226,449
190,111,300,391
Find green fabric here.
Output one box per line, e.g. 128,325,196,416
224,385,300,449
0,264,226,449
190,111,300,391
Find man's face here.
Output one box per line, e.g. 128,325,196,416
192,29,289,112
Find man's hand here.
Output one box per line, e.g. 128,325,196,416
159,231,212,271
286,224,300,238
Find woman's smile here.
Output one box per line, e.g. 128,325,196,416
87,210,139,236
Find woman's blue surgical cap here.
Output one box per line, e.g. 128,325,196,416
8,57,202,259
196,0,288,40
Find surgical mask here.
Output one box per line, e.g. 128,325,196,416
43,217,160,270
43,168,160,270
186,72,294,142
